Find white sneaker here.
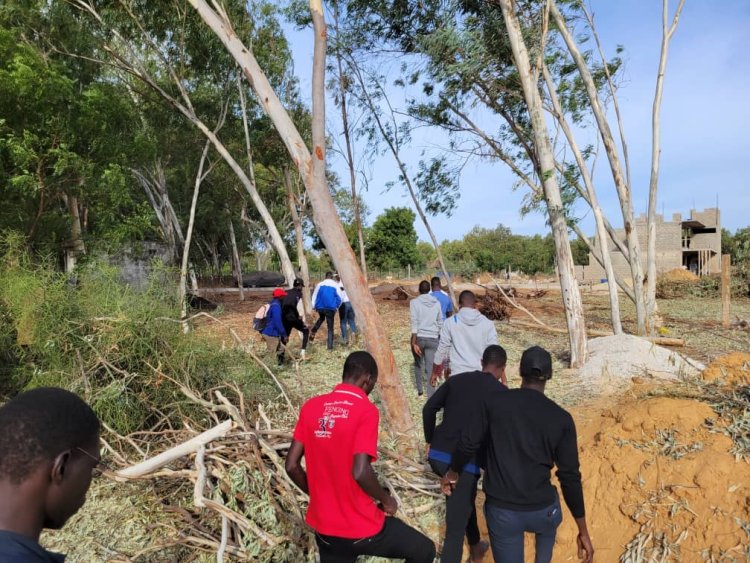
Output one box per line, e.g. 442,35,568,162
300,349,306,360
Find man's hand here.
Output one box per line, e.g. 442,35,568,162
430,364,444,386
577,532,594,563
380,494,398,516
412,342,423,357
440,468,459,496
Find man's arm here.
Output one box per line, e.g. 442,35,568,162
440,392,490,494
284,440,308,494
422,380,449,443
410,302,422,357
431,322,452,384
352,454,397,515
555,417,593,563
310,284,319,309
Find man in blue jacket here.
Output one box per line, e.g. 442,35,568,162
310,272,342,350
261,288,288,365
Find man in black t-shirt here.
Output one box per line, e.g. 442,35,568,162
442,346,594,563
423,345,507,562
281,278,310,359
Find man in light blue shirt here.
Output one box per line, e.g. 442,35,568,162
431,276,453,320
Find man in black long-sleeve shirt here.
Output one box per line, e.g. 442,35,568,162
441,346,594,563
423,345,507,562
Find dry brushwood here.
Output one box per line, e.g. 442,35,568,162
731,317,750,331
477,289,512,321
384,286,413,301
104,383,440,561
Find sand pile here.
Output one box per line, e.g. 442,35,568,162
702,352,750,386
579,334,702,385
660,268,699,282
550,391,750,561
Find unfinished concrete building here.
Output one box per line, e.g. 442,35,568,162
576,208,721,284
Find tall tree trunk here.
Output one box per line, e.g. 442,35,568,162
228,217,245,301
542,64,622,334
349,62,458,309
63,194,85,273
179,141,211,332
499,0,587,367
551,1,647,335
284,167,312,317
332,4,368,279
646,0,686,333
187,0,417,443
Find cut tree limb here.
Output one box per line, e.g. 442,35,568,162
115,419,233,479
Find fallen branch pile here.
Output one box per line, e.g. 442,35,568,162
477,289,512,321
104,384,440,562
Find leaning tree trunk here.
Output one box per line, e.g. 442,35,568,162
551,0,648,335
228,217,245,302
284,167,313,317
499,0,587,367
63,193,86,273
187,0,417,444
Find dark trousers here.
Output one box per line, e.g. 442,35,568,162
282,317,310,350
484,497,562,563
312,309,337,350
315,517,436,563
338,302,358,341
430,459,481,563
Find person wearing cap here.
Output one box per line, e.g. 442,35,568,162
334,273,358,345
282,278,310,360
261,288,288,366
310,272,342,351
441,346,594,563
423,345,508,562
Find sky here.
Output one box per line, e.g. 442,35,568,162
283,1,750,242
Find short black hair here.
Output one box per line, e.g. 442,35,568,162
482,345,507,369
342,351,378,382
430,276,441,288
0,388,100,484
459,290,476,306
325,271,333,279
418,280,430,294
293,278,304,288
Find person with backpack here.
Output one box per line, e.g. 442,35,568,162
282,278,310,360
310,272,342,351
261,288,288,366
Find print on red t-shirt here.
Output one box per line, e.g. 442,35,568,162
293,383,385,538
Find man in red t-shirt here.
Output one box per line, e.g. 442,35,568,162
286,351,436,563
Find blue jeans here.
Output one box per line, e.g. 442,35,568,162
484,498,562,563
339,302,357,341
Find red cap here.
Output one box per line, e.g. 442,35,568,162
273,288,287,298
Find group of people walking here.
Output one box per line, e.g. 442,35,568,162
259,271,358,364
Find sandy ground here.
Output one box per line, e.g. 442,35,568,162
41,286,750,562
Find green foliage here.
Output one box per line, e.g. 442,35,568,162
571,237,590,265
0,235,273,432
367,207,420,270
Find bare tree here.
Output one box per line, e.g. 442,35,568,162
283,166,313,316
498,0,588,366
188,0,418,441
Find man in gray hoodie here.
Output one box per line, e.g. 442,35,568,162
431,290,498,385
410,280,443,397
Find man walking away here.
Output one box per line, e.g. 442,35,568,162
334,273,358,345
431,290,497,385
310,272,342,350
423,345,507,563
261,288,288,365
410,280,443,397
0,387,102,562
282,278,310,360
431,276,453,320
285,351,436,563
442,346,594,563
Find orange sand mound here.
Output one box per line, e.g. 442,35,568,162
549,393,750,561
702,352,750,386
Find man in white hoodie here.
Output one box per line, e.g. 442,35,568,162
410,280,443,397
431,290,498,385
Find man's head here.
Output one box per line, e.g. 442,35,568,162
0,387,101,533
293,278,304,288
458,290,477,309
430,276,442,291
520,346,553,388
342,351,378,395
325,271,333,279
481,345,507,381
418,280,430,294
